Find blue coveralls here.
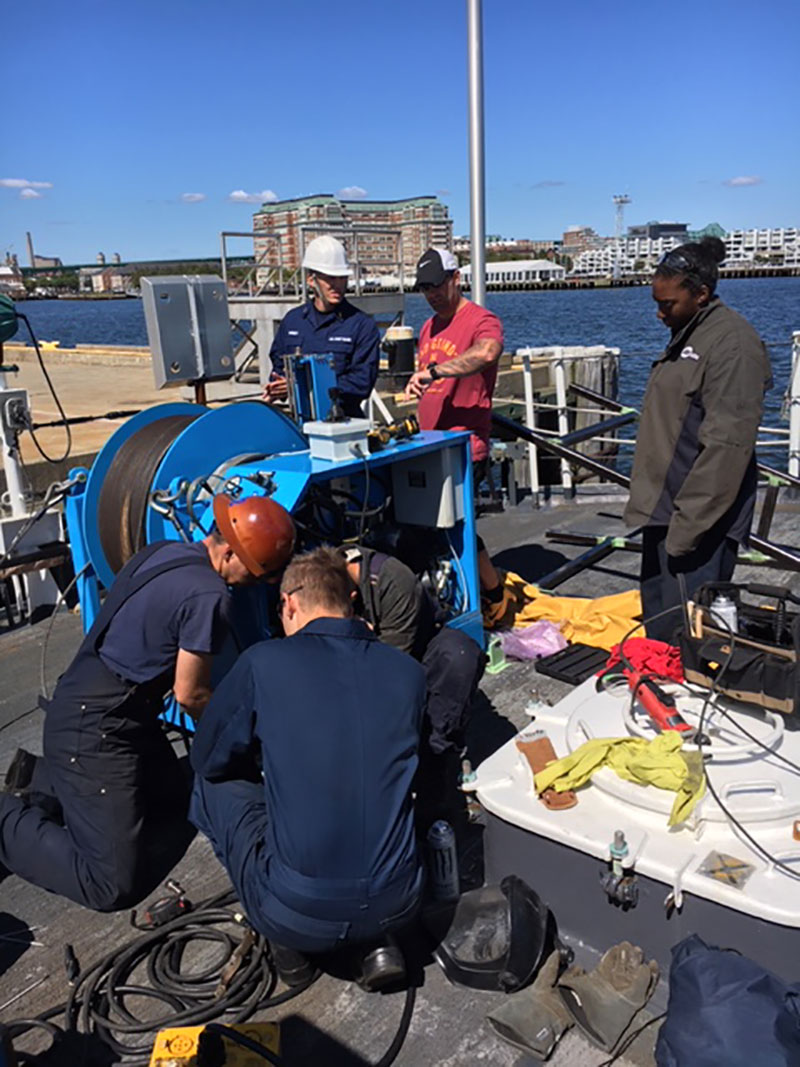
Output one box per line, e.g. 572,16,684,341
0,543,223,911
270,299,380,417
190,617,426,954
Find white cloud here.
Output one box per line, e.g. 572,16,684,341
0,178,53,189
228,188,278,204
337,185,368,200
181,192,206,203
20,188,42,199
722,175,763,187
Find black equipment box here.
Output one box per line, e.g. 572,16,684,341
679,582,800,715
535,643,609,686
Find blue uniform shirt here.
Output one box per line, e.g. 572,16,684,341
191,616,425,905
269,299,380,413
99,542,232,683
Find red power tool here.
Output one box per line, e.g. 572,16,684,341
628,671,692,734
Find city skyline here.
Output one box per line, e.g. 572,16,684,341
3,0,798,264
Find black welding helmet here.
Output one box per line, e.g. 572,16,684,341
428,875,550,992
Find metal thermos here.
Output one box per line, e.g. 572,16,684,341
710,593,738,634
382,325,415,374
427,820,460,901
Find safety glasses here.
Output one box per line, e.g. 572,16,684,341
279,585,304,614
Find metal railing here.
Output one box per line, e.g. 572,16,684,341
220,230,286,299
220,223,421,300
296,223,407,300
512,331,800,499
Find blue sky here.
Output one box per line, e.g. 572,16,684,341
4,0,798,265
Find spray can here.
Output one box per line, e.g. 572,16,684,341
427,820,460,901
710,593,738,634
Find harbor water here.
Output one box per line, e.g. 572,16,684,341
17,277,800,440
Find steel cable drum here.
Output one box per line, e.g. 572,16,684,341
82,401,307,590
98,412,202,574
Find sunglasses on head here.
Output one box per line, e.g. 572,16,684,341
656,250,696,273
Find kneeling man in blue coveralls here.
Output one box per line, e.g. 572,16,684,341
0,494,295,912
190,547,426,981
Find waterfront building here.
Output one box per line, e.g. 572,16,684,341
252,194,452,282
561,226,604,257
0,254,25,299
78,265,136,294
627,221,689,241
724,227,799,265
571,236,683,277
460,258,566,287
571,224,799,277
453,235,560,258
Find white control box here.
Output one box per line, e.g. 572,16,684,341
391,447,465,528
303,418,370,462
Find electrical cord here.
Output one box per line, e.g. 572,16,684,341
39,561,91,700
596,1011,667,1066
352,443,371,542
618,598,800,881
696,659,800,882
203,1022,283,1064
16,312,71,464
4,882,418,1067
0,481,68,571
6,888,315,1066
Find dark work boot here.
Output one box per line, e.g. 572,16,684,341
270,943,314,987
357,938,407,992
3,749,37,793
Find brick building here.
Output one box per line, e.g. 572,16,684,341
253,194,452,279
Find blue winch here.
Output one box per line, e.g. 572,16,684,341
63,358,481,708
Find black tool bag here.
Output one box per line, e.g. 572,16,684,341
678,582,800,715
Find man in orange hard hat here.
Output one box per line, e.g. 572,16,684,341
0,494,295,912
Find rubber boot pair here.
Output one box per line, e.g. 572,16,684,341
487,941,659,1060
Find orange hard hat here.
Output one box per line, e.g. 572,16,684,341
212,493,296,577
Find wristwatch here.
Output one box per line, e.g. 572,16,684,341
428,364,440,380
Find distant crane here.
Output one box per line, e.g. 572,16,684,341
612,194,631,280
613,194,631,239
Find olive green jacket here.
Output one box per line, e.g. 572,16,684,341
624,299,772,556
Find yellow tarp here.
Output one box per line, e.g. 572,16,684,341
534,732,706,826
486,570,642,651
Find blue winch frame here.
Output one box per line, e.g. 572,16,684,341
64,401,482,725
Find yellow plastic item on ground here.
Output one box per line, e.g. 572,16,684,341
482,570,642,651
534,732,705,826
149,1022,280,1065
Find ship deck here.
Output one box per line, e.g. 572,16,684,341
2,490,800,1066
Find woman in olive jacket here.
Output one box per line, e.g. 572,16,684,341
624,237,772,642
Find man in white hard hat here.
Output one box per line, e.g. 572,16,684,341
263,235,380,417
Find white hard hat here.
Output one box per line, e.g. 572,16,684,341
302,235,350,277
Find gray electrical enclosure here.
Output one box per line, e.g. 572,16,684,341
142,275,235,389
391,447,465,528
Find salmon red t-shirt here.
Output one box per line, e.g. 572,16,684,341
417,300,504,461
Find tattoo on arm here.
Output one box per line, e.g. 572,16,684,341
437,339,501,379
